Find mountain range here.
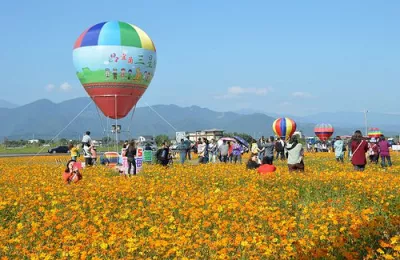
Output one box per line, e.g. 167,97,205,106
0,99,18,109
0,97,399,140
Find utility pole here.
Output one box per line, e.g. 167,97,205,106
364,109,368,136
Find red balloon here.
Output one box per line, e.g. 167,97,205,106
257,164,276,174
314,123,334,141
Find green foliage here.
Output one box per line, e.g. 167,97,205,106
102,137,112,144
155,135,169,146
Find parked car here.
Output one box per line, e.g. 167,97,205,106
141,142,157,151
48,146,69,154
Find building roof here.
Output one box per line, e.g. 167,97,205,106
203,129,224,132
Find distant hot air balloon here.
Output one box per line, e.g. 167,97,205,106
314,123,334,141
73,21,156,119
272,117,297,140
367,128,382,138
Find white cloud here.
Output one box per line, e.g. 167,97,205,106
214,86,273,99
60,82,72,92
228,86,271,95
280,101,291,106
292,91,312,98
104,61,110,65
45,84,55,92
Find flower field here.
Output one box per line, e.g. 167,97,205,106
0,153,400,259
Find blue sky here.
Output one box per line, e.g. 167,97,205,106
0,0,399,116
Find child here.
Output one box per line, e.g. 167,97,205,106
91,146,97,165
63,160,82,184
69,144,79,161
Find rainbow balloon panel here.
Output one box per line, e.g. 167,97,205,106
73,21,157,119
272,118,297,140
314,123,334,141
73,21,156,51
103,152,120,166
368,128,382,138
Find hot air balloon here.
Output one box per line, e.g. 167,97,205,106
272,117,297,140
73,21,156,119
314,123,334,141
367,128,382,138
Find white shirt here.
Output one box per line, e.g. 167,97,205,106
197,143,206,154
82,134,92,144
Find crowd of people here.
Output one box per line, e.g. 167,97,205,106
247,135,304,172
63,129,394,184
174,137,245,165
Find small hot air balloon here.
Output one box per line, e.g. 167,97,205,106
314,123,334,141
368,128,382,138
272,117,297,140
73,21,156,119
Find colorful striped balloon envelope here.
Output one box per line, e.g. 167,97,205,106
314,123,334,141
73,21,157,119
272,118,297,140
368,128,382,138
103,152,120,167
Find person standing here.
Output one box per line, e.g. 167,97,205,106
227,141,234,163
286,135,304,172
83,143,92,166
197,139,206,164
126,140,137,175
251,139,261,154
81,131,92,147
262,136,275,165
257,138,265,161
177,139,187,164
275,137,285,160
157,143,170,166
69,143,79,161
202,138,210,164
351,130,369,171
209,139,218,163
378,135,392,167
347,140,352,160
334,136,344,163
219,140,229,163
184,138,192,160
232,142,243,164
368,138,379,164
91,146,97,165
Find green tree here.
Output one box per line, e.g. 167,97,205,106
155,135,169,146
102,136,112,144
59,138,68,145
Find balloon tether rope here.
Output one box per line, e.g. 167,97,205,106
28,99,93,163
144,102,178,131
